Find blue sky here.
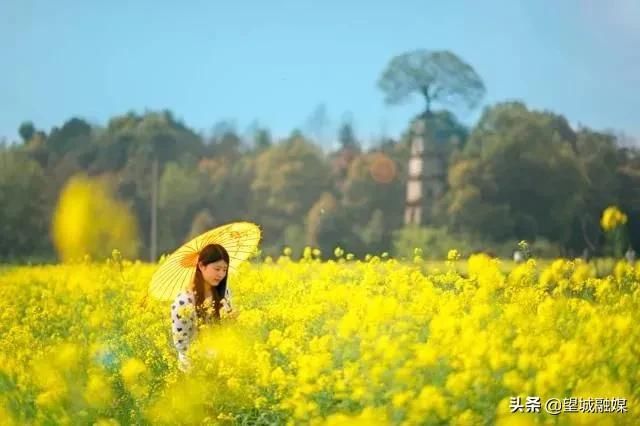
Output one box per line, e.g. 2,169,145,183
1,0,638,147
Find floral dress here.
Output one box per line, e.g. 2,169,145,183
170,287,232,371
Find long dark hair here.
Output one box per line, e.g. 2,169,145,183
192,243,230,320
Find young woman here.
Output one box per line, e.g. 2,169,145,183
170,243,233,371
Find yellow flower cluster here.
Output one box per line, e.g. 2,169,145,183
51,175,140,262
600,206,628,232
0,253,638,424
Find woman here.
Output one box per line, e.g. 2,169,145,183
170,243,233,371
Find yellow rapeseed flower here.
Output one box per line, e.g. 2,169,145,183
600,205,628,231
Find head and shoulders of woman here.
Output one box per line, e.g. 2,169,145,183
173,243,230,318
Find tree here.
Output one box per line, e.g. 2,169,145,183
378,49,486,115
283,224,306,258
305,103,331,148
250,134,331,250
158,161,206,254
47,117,93,157
24,130,49,168
0,148,50,260
614,144,640,253
447,102,587,247
361,209,386,255
254,128,272,152
188,209,215,240
206,121,244,159
339,151,405,255
101,110,205,258
307,192,339,248
18,121,35,143
338,120,359,151
307,192,365,256
568,128,621,252
328,119,362,194
98,110,203,170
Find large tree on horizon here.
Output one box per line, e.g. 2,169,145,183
378,49,486,116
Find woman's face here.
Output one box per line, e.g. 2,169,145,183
199,260,228,286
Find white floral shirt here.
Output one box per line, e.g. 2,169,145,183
170,288,232,370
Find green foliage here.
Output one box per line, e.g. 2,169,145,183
392,226,472,260
338,121,359,150
378,49,486,114
392,226,563,260
446,102,587,248
158,161,206,253
188,209,215,241
250,134,331,249
18,121,35,143
282,224,306,258
0,148,50,260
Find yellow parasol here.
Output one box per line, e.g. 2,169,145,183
148,221,262,301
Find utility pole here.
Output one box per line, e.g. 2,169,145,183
150,157,158,262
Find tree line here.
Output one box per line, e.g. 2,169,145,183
1,50,638,262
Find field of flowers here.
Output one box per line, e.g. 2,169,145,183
0,250,639,425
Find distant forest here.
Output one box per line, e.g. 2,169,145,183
1,50,638,262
